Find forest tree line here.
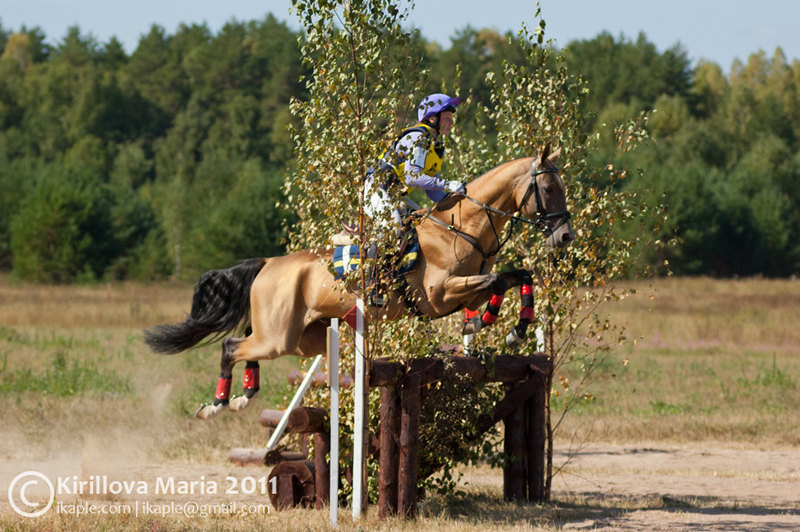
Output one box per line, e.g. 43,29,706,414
1,14,798,282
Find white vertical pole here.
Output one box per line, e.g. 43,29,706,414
328,319,339,527
463,308,476,353
463,333,474,351
352,297,366,518
535,323,545,352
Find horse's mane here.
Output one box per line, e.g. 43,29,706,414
467,157,529,187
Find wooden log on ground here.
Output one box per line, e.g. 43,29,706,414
258,408,285,428
264,450,306,466
267,460,316,510
397,367,421,518
288,406,328,434
525,374,547,502
503,384,526,501
314,432,330,509
228,448,268,466
378,384,401,518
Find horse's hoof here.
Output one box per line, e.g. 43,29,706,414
194,403,226,420
461,316,483,335
505,328,525,349
229,395,250,412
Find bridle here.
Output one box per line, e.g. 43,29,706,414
520,163,572,237
419,160,572,269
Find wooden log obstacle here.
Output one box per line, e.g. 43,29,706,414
229,353,551,517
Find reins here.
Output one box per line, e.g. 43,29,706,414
415,160,571,269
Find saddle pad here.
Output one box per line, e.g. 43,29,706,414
333,245,360,280
396,239,420,276
332,238,420,280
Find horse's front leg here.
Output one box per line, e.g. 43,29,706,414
443,270,534,347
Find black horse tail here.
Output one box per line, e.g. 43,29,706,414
143,258,267,354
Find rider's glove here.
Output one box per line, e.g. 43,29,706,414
446,180,466,195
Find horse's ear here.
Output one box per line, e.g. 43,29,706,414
540,142,552,162
549,146,562,163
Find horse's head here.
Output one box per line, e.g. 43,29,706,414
517,143,575,249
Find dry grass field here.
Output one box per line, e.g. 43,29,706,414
0,275,798,531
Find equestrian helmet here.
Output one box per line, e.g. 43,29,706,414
417,93,460,122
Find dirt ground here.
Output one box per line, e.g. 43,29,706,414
548,444,800,530
3,443,798,530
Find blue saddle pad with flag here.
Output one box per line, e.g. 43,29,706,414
332,233,420,281
333,245,361,280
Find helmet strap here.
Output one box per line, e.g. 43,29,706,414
424,113,441,132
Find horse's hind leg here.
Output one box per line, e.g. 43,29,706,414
229,360,260,412
195,337,243,420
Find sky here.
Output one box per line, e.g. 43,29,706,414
2,0,798,72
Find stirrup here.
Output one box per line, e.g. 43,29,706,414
368,289,385,307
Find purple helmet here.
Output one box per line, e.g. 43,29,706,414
417,93,460,122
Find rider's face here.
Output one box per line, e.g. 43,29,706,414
438,111,454,136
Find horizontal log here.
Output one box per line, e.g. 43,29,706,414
288,406,329,434
487,354,551,382
449,356,487,383
228,448,268,466
258,409,285,428
288,370,354,388
369,359,405,387
369,354,551,387
265,450,307,466
408,357,445,386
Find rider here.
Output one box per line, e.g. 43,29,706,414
362,93,467,306
365,93,467,232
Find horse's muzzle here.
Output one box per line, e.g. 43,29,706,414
546,222,575,249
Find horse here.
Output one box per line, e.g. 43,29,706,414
144,143,574,419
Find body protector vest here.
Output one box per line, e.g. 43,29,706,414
375,123,444,194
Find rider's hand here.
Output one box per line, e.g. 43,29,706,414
446,180,466,195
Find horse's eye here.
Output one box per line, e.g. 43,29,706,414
544,185,554,194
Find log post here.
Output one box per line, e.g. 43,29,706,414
314,432,330,509
267,460,316,510
397,361,422,518
526,373,546,502
378,384,401,518
503,384,526,501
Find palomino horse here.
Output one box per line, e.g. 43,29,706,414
144,144,574,419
